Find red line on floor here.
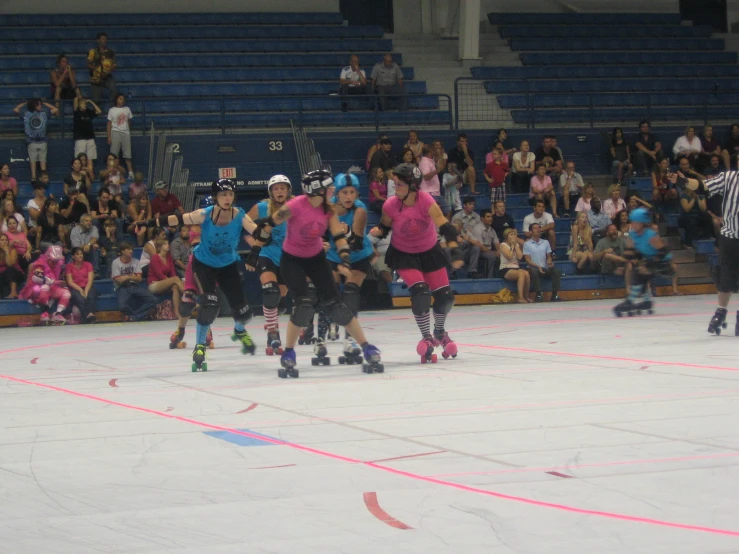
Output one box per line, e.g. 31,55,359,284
547,471,574,479
363,492,413,530
108,379,118,388
367,450,445,464
2,373,739,538
250,464,296,470
236,403,259,414
30,357,38,364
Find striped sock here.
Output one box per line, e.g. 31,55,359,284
414,312,431,337
264,307,279,331
196,323,208,345
433,312,447,334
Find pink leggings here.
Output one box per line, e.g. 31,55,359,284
396,267,449,291
184,254,195,291
29,284,70,311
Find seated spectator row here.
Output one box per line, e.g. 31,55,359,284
471,65,739,79
497,24,713,38
484,78,739,94
488,12,683,25
519,52,737,65
1,12,345,26
499,92,739,109
511,38,724,51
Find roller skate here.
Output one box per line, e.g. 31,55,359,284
50,312,67,326
632,299,654,316
708,307,728,335
230,329,256,355
311,337,331,366
191,344,207,372
169,327,187,349
265,327,283,356
327,322,340,341
206,328,215,349
434,330,458,359
339,337,363,365
298,325,315,345
361,343,384,374
278,348,299,379
39,311,50,326
417,335,438,364
613,299,637,317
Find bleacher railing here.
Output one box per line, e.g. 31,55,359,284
291,119,323,176
49,93,454,136
454,77,520,130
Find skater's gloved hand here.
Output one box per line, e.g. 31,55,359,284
449,247,464,270
338,250,352,277
348,231,365,251
245,246,261,271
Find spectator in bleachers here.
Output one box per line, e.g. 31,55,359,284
534,136,563,181
64,246,97,323
587,198,611,242
603,184,627,221
107,94,134,180
0,233,24,299
483,147,509,205
19,245,70,325
369,138,396,173
704,154,722,178
523,200,556,250
368,167,388,215
442,162,463,219
679,186,714,248
615,209,631,236
447,133,476,195
13,99,58,182
35,199,65,252
100,153,126,201
64,157,91,197
512,140,536,194
371,53,405,111
626,192,652,213
400,147,415,165
98,217,120,277
451,196,482,231
651,157,679,208
76,153,95,182
50,54,78,109
368,231,392,284
70,214,100,278
1,199,27,235
485,140,510,166
88,32,117,105
126,192,153,245
111,242,158,322
26,182,47,244
574,183,595,213
432,139,448,180
60,187,90,227
33,170,50,194
91,187,122,237
494,129,517,159
500,228,531,303
139,227,167,279
491,200,519,246
672,126,702,164
678,156,706,184
365,134,387,171
610,127,633,184
524,223,561,302
723,124,739,165
4,217,31,273
404,130,424,162
594,224,629,279
151,181,184,219
559,161,583,217
147,238,185,319
0,164,18,197
634,120,664,175
569,212,594,274
339,54,367,112
449,220,481,279
170,225,191,278
73,97,101,167
471,209,500,278
699,124,726,171
419,144,449,214
128,172,147,202
529,163,558,218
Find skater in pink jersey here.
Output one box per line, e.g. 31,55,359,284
19,244,71,325
371,163,464,363
251,169,382,377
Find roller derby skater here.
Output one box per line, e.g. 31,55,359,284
138,178,260,372
252,169,382,378
171,252,216,350
370,163,463,364
612,208,672,318
245,174,293,356
19,245,71,326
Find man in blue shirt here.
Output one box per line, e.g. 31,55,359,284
13,98,58,182
523,223,561,302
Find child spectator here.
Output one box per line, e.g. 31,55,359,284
529,163,558,217
126,193,152,245
26,181,48,236
0,164,18,196
100,153,125,192
73,96,101,166
0,233,24,299
19,245,70,325
106,93,134,180
128,172,147,202
147,238,185,319
368,166,388,215
483,147,509,205
404,130,424,162
65,246,97,322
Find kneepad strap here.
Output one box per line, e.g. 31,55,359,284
432,286,455,315
261,281,281,310
290,296,315,328
327,299,354,326
342,282,361,316
196,293,220,326
233,302,253,325
409,282,431,316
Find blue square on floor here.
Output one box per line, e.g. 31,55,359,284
204,428,277,447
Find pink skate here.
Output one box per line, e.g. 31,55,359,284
417,335,438,364
434,330,458,359
39,311,50,325
51,313,67,326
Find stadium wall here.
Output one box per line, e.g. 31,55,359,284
0,0,340,14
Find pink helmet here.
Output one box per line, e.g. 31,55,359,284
46,244,63,262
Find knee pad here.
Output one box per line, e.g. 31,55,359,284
233,302,253,325
307,281,319,307
341,282,361,317
326,299,354,326
261,281,281,310
432,286,455,315
290,296,315,328
196,293,220,326
409,282,431,316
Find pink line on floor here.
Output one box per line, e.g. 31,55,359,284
3,373,739,538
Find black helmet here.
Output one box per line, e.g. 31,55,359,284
211,178,237,196
301,169,333,197
392,163,422,190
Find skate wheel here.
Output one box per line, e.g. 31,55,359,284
362,364,373,374
289,369,299,378
636,310,642,315
179,342,187,349
266,347,273,356
615,311,622,317
322,358,330,366
722,322,728,329
716,329,722,335
420,356,427,364
647,310,654,315
191,364,198,372
208,342,215,349
278,368,288,379
338,356,346,364
627,311,634,317
311,358,318,366
170,343,178,350
276,347,283,355
452,353,457,358
431,354,438,363
442,351,450,359
201,363,207,372
374,364,384,373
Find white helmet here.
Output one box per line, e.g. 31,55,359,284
268,174,291,200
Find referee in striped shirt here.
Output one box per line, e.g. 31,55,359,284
681,160,739,334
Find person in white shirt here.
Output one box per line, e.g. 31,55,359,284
107,93,134,179
522,199,557,250
559,161,584,217
672,126,702,164
339,54,367,112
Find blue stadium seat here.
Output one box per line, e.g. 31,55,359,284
510,38,724,51
0,12,344,26
519,51,738,65
484,78,739,95
497,91,739,109
510,106,739,124
470,65,739,79
488,12,683,25
497,24,713,39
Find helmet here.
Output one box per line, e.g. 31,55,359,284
46,244,63,261
629,207,651,224
392,163,422,190
331,172,360,203
211,178,237,196
268,174,292,200
199,195,215,209
301,169,333,197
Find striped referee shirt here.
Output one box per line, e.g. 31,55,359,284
705,171,739,239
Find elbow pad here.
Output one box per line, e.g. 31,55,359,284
439,222,458,244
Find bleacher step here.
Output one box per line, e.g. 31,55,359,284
676,262,711,279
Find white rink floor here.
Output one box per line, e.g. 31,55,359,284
3,295,739,554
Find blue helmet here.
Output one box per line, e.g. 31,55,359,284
629,207,651,224
331,172,360,203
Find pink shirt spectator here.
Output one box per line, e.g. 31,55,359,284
148,253,176,284
65,261,93,288
282,195,332,258
529,175,552,198
369,180,387,200
603,198,626,220
5,229,28,256
485,151,509,165
418,156,440,196
128,181,147,199
385,190,438,254
0,177,17,194
575,197,592,213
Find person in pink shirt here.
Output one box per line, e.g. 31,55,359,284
418,144,450,215
368,166,388,214
19,244,70,325
65,246,97,322
529,163,558,217
370,163,463,363
147,238,186,322
0,164,17,196
250,169,381,377
4,217,31,272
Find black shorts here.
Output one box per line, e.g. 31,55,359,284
718,235,739,293
330,256,373,275
280,250,340,303
257,256,285,284
192,257,247,310
385,242,449,273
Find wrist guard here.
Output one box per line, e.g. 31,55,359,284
439,222,458,244
349,231,364,251
332,232,347,243
253,215,276,228
449,247,463,263
655,246,670,262
245,246,261,268
376,222,392,239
